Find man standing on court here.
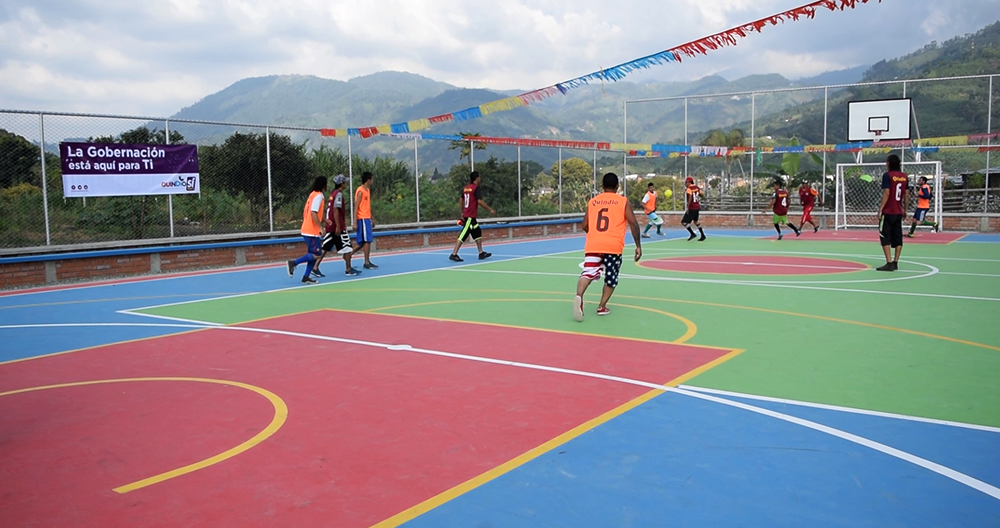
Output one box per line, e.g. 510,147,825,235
573,172,642,322
907,176,939,237
640,182,664,238
314,174,360,277
682,177,706,241
449,171,495,262
766,180,801,240
798,181,821,233
286,176,327,284
877,154,908,271
354,171,378,270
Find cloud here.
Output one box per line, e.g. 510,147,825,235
0,0,997,117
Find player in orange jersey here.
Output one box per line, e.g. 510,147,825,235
907,176,939,237
641,182,664,238
573,173,642,321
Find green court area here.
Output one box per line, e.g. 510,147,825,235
140,235,1000,428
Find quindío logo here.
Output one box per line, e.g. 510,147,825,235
161,176,197,191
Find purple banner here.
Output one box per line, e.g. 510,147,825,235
60,142,200,197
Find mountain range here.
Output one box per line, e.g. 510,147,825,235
167,19,1000,172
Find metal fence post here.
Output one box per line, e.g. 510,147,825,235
986,75,993,214
749,94,756,214
558,147,563,214
684,97,689,182
265,126,274,232
592,149,597,195
165,119,175,238
470,140,475,171
414,137,420,223
39,113,51,245
622,102,628,191
348,135,355,226
517,145,522,217
822,87,829,211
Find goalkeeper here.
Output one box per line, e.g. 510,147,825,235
315,174,362,277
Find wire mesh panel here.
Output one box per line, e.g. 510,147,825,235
835,161,942,229
0,112,46,248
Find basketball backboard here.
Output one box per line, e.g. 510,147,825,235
848,98,911,142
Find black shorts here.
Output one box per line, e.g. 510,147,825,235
681,210,700,225
321,232,349,253
879,214,904,248
458,217,482,241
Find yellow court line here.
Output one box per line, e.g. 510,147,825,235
0,377,287,494
368,342,743,528
360,298,699,345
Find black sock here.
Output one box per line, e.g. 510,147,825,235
698,227,704,235
774,224,781,234
788,223,798,232
686,226,695,236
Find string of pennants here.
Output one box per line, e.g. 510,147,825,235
313,132,1000,157
319,0,880,139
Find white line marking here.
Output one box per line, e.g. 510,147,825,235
115,311,225,326
678,385,1000,434
4,320,998,501
0,323,207,330
644,259,868,271
639,247,1000,264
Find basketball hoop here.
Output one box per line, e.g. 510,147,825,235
873,129,883,142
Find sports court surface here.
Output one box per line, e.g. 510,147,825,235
2,229,999,527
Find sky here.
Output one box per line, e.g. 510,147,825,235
0,0,998,117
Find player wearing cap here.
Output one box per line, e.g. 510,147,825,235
640,182,664,238
313,174,361,277
798,181,821,233
681,177,706,241
877,154,908,271
449,171,495,262
573,172,642,321
286,176,327,284
766,180,801,240
907,176,939,237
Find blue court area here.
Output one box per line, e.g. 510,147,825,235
959,233,1000,243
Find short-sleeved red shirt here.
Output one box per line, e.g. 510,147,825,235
685,185,702,211
881,171,909,215
461,183,481,218
773,189,790,216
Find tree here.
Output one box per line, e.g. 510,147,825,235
448,132,488,161
549,157,595,213
702,128,747,194
0,130,40,189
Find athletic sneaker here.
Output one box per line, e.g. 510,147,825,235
876,262,895,272
596,306,611,316
698,234,706,242
891,261,899,271
345,268,359,276
814,226,819,233
363,262,379,270
934,224,940,232
286,260,295,277
301,276,318,284
657,231,665,236
641,233,651,238
906,233,915,238
572,295,584,322
449,254,463,262
778,233,783,241
479,251,492,260
311,268,326,278
687,233,697,241
794,228,801,237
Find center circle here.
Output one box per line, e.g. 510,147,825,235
640,255,869,275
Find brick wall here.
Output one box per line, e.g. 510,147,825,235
159,249,233,272
245,244,302,264
54,255,151,281
0,262,46,289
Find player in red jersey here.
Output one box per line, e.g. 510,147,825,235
449,171,495,262
681,177,706,241
798,181,821,233
313,175,361,277
877,154,908,271
766,180,801,240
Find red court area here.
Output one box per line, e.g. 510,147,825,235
0,310,732,528
772,230,964,244
641,255,868,275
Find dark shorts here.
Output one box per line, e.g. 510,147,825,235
303,235,322,256
458,217,482,241
581,253,623,288
681,210,700,225
914,208,929,222
322,231,349,253
879,214,904,248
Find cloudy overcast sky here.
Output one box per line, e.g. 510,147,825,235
1,0,997,117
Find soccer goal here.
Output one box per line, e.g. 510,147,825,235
834,161,943,231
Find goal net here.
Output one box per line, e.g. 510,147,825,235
835,161,943,230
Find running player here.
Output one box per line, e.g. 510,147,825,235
798,181,821,233
766,180,801,240
907,176,939,237
449,171,495,262
314,174,361,277
354,172,378,270
681,177,706,241
286,176,326,284
641,182,664,238
573,172,642,321
877,154,908,271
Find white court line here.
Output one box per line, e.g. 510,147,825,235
121,248,581,315
640,259,868,271
679,385,1000,434
0,323,207,330
639,247,1000,264
5,319,996,501
451,268,1000,302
